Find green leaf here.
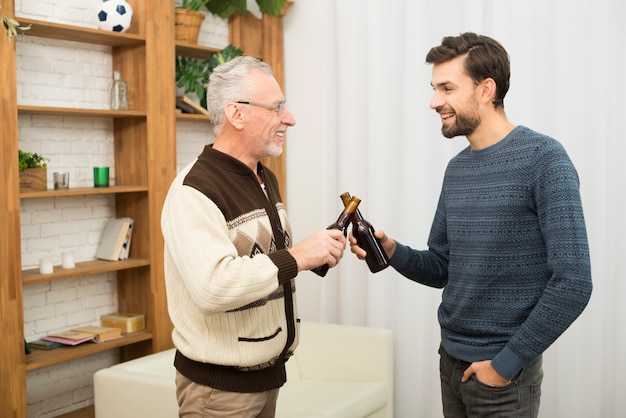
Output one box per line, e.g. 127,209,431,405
181,0,211,12
18,150,49,171
205,0,247,19
207,44,244,72
176,44,243,108
256,0,287,17
2,6,31,40
203,0,287,19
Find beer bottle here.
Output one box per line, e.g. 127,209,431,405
311,196,361,277
340,192,390,273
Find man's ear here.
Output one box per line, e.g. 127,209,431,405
479,78,497,105
225,102,244,129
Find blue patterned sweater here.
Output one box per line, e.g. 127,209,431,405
391,126,592,380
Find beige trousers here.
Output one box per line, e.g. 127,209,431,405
175,371,280,418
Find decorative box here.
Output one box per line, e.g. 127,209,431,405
101,313,145,333
19,168,47,192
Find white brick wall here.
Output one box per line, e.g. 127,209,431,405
176,121,214,172
16,1,227,416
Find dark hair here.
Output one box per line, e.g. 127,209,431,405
425,32,510,109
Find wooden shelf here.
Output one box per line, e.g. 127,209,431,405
18,105,146,118
176,112,211,122
20,185,148,199
16,17,145,46
25,330,152,371
2,2,288,415
175,42,221,60
22,258,150,285
57,405,94,418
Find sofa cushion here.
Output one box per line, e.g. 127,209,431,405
276,379,386,418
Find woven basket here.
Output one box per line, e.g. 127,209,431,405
174,8,205,44
19,168,47,192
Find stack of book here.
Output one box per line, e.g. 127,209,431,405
71,325,123,343
29,339,65,351
96,217,134,261
32,325,123,349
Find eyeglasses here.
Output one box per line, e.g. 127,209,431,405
236,101,286,116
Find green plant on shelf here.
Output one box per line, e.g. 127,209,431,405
1,4,30,40
18,150,49,172
176,44,243,109
179,0,212,12
203,0,288,19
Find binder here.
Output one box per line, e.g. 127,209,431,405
96,218,132,261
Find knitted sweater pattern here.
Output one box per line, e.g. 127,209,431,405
161,145,299,392
391,126,592,380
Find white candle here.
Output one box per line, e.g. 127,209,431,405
39,257,53,275
61,252,75,269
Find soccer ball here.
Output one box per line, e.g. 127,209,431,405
96,0,134,33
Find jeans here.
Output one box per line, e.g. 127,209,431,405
439,344,543,418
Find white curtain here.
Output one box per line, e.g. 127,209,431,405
284,1,625,417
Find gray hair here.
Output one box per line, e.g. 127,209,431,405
206,56,273,134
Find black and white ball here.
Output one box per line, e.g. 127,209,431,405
96,0,134,33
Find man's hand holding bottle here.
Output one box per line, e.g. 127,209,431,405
349,228,396,263
288,230,347,272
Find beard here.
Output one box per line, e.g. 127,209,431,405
262,139,284,158
441,102,481,138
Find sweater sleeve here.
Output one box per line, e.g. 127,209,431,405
161,184,284,314
491,143,592,380
268,250,298,284
390,191,450,289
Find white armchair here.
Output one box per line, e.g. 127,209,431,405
94,321,393,418
277,321,393,418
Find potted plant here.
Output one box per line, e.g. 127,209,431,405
180,0,211,9
18,150,49,192
176,44,243,111
175,0,288,43
175,0,212,43
204,0,288,19
1,4,30,39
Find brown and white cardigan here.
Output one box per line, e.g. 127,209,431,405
161,144,299,393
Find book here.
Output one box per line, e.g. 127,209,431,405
29,338,64,350
96,218,132,261
176,95,210,116
175,96,197,114
101,312,145,333
118,217,134,260
42,331,96,346
71,325,122,343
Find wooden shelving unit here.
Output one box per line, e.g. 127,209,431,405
176,112,211,122
18,105,147,118
19,185,148,199
175,41,221,59
22,258,151,285
25,330,153,371
0,1,174,416
15,17,145,46
0,0,289,416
